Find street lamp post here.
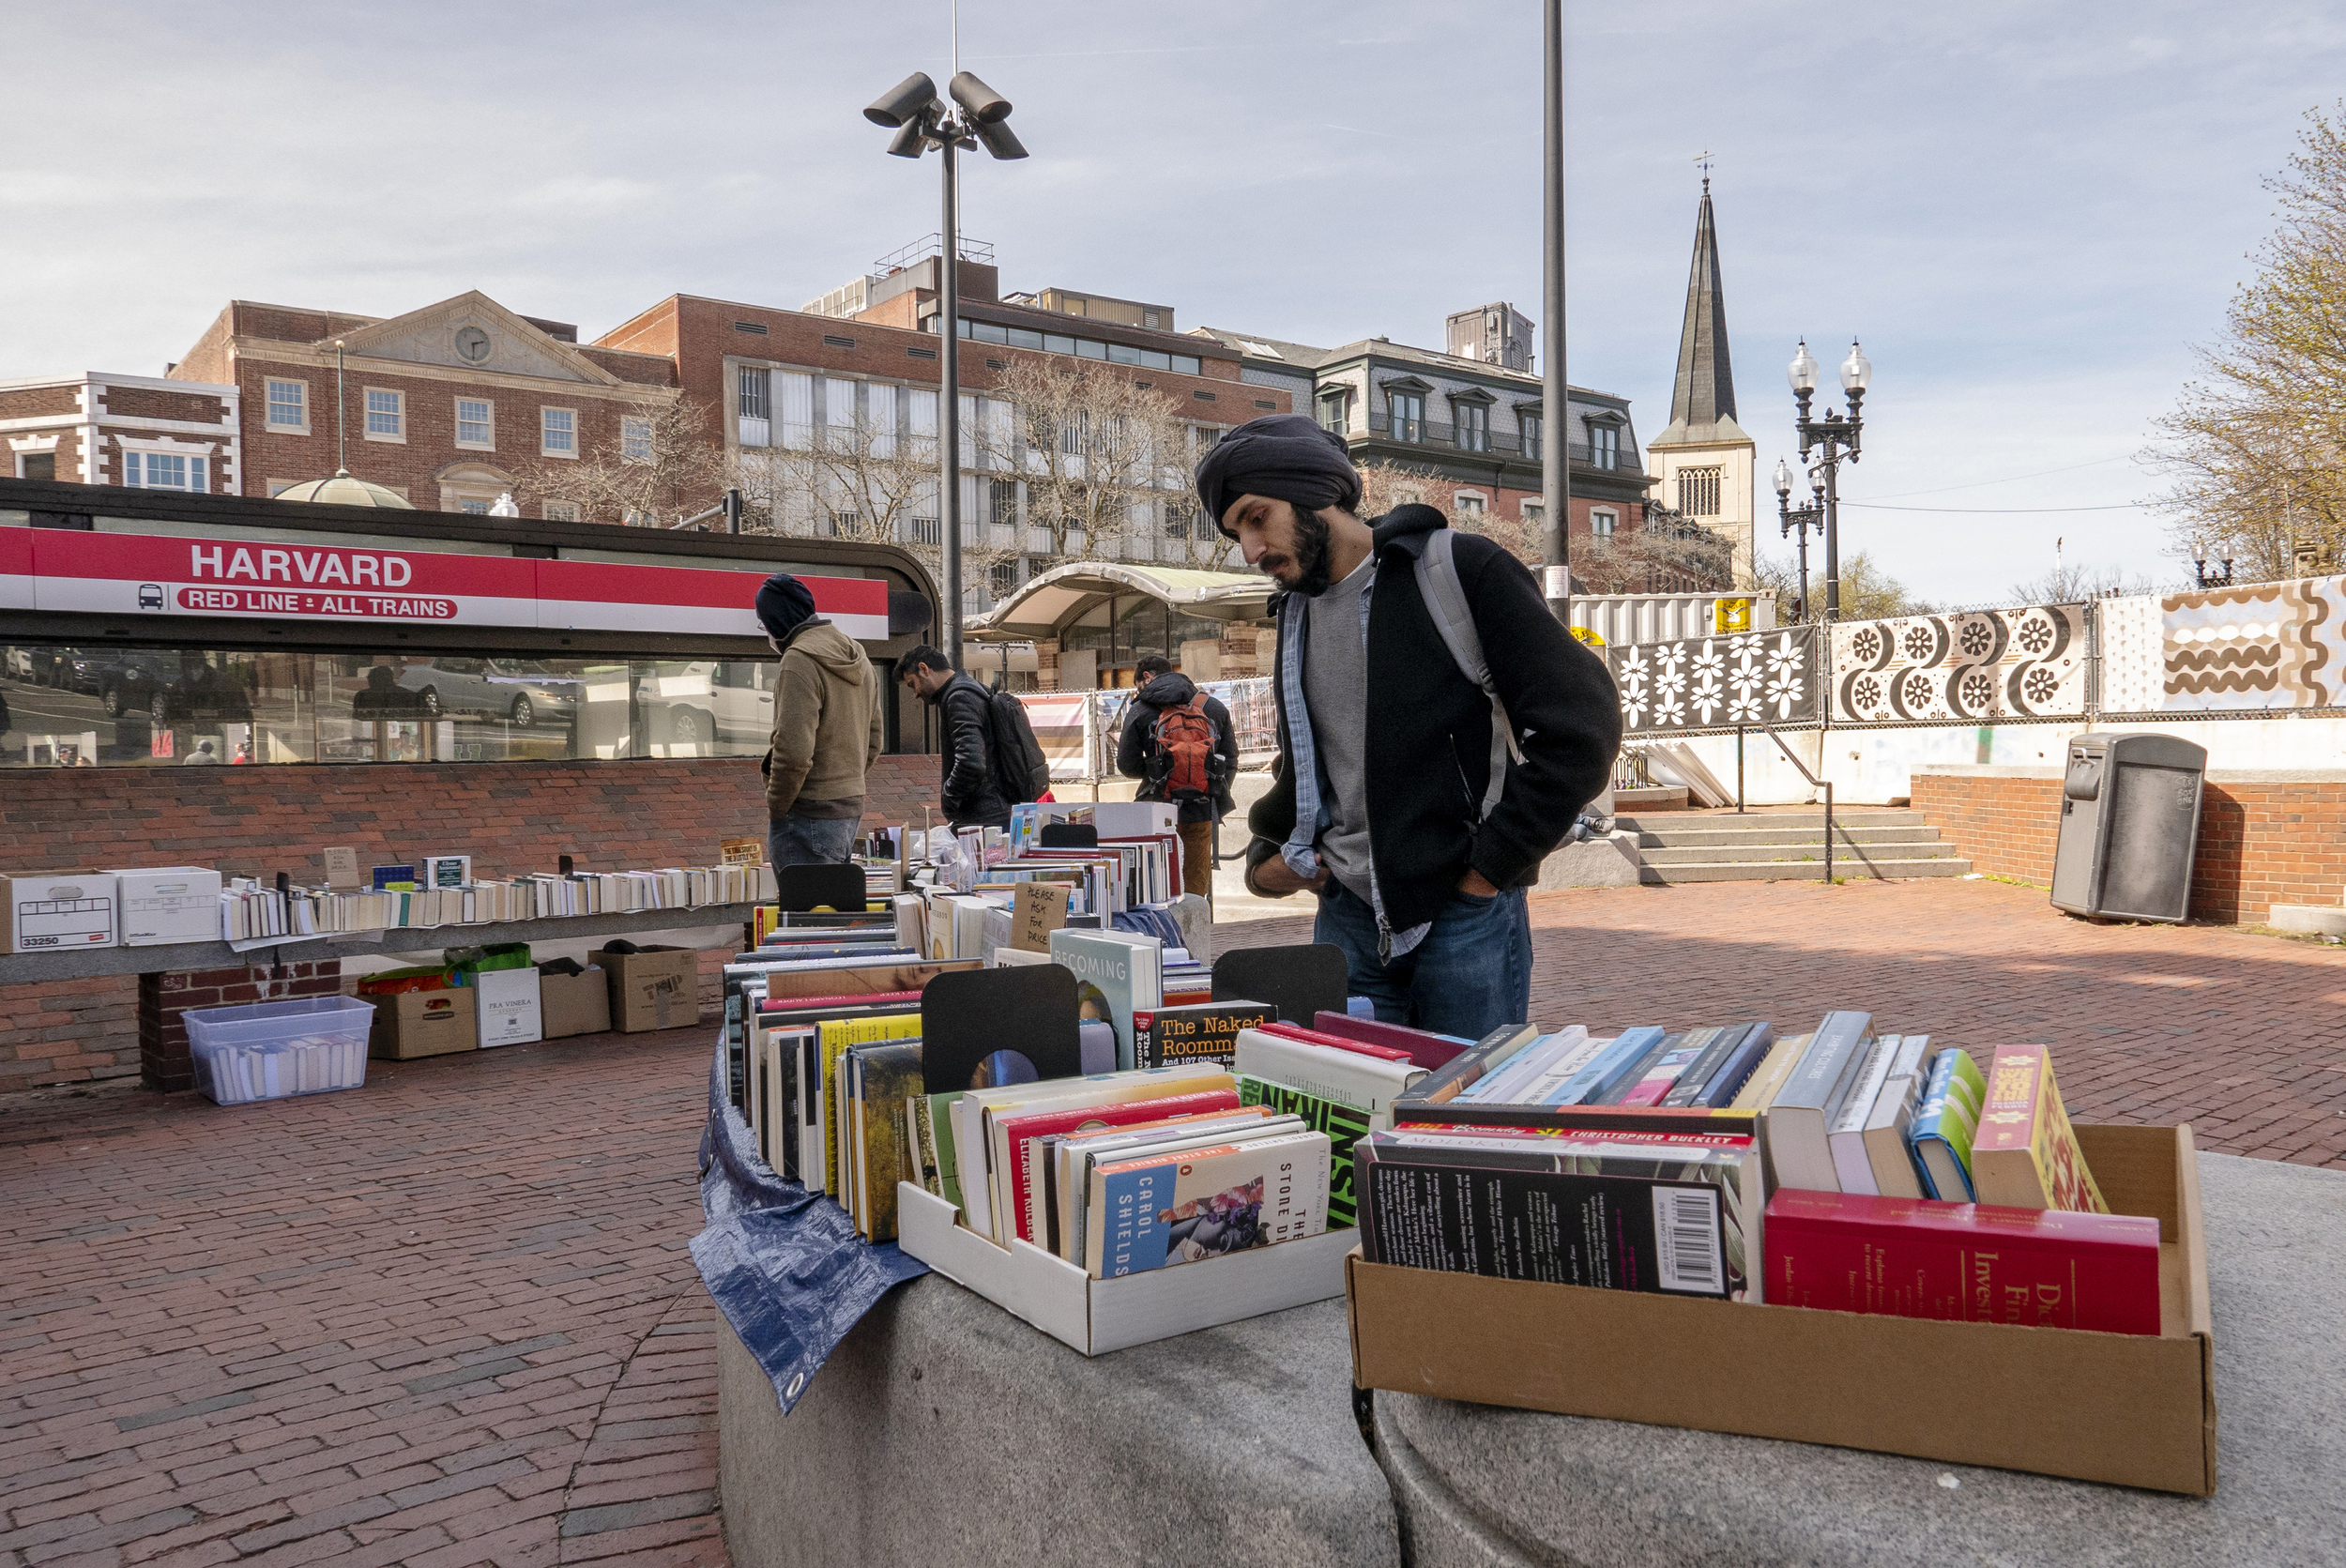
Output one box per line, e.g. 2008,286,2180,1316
1787,339,1871,620
1772,457,1824,622
865,69,1027,672
2192,541,2234,590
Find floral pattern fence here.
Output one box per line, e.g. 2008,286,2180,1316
1828,604,2089,723
1607,627,1820,732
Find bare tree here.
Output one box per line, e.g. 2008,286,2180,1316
2004,560,2173,603
1749,547,1931,622
2144,101,2346,582
518,394,724,525
985,357,1186,566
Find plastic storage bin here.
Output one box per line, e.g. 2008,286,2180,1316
185,996,375,1105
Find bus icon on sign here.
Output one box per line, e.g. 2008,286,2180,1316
138,584,165,609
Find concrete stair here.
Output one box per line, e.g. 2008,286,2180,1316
1617,808,1973,885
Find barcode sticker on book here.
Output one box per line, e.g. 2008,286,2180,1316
1653,1185,1723,1294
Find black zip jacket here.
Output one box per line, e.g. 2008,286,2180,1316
1243,506,1621,932
927,673,1012,828
1115,671,1238,824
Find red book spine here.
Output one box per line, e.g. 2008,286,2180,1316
757,990,922,1013
1258,1022,1415,1062
998,1088,1244,1243
1765,1189,2161,1335
1310,1011,1468,1069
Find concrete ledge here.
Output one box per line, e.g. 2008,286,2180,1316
2269,906,2346,937
718,1277,1397,1568
1535,831,1644,890
1374,1151,2346,1566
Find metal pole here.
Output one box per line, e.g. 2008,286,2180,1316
1538,0,1571,624
939,139,965,671
1736,726,1744,814
1821,446,1842,622
724,486,741,536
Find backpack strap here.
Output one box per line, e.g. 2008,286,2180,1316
1413,529,1521,824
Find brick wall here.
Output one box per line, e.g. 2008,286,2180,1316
1912,772,2346,925
0,753,940,1089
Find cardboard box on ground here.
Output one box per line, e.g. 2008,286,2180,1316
369,991,478,1059
605,946,698,1032
540,967,611,1038
473,967,542,1047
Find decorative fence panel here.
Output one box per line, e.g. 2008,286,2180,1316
1607,627,1820,733
2145,576,2346,713
1828,604,2089,724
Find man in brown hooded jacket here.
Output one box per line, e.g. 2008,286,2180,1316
756,572,884,868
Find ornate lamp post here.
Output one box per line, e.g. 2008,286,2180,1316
864,69,1028,670
1788,338,1871,620
2192,540,2234,590
1773,457,1824,622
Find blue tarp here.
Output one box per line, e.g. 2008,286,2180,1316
692,1038,928,1416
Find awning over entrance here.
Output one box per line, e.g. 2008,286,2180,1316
965,562,1272,642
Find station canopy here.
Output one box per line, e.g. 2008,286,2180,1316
965,562,1272,642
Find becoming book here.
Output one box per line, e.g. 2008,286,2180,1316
1049,928,1164,1072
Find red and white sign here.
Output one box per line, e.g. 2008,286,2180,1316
16,529,892,641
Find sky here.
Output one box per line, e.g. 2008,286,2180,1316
7,1,2343,605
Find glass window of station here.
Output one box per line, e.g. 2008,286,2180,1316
0,645,817,769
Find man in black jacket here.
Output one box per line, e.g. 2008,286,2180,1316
1116,655,1238,900
898,646,1013,830
1196,414,1620,1037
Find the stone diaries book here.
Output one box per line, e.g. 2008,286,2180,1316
1765,1187,2160,1333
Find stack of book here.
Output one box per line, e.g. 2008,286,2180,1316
221,862,778,940
1359,1014,2160,1334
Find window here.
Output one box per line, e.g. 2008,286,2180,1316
989,561,1018,599
1455,403,1490,453
1318,391,1348,434
266,379,308,433
737,366,771,449
544,502,580,522
19,452,56,481
1388,388,1424,442
1520,410,1543,450
1164,502,1196,540
364,388,404,442
1592,509,1618,538
541,407,576,457
620,416,652,463
1194,426,1223,459
460,499,490,515
1521,500,1545,526
1455,493,1486,516
1589,423,1620,471
910,516,940,546
987,479,1018,527
1679,464,1722,516
455,399,494,449
123,450,207,492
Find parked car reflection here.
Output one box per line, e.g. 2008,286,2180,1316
394,658,579,728
633,660,774,752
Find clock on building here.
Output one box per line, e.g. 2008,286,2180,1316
454,326,491,363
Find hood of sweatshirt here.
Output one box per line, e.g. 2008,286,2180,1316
1135,671,1198,708
781,618,866,679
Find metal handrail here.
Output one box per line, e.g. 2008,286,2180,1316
1736,721,1836,884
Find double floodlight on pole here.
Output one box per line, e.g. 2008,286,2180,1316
866,69,1028,673
1787,337,1873,621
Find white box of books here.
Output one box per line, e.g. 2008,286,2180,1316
472,966,543,1048
105,866,222,946
896,1182,1354,1355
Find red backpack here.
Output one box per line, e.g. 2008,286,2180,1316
1149,694,1221,802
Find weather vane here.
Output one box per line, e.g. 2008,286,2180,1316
1694,149,1714,190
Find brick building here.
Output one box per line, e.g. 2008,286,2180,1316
168,293,679,514
1,372,241,494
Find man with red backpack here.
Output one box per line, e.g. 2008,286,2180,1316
1116,655,1239,899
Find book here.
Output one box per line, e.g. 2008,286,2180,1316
1861,1036,1932,1199
1355,1128,1763,1300
1085,1129,1333,1279
851,1042,924,1241
952,1064,1232,1243
1133,1002,1274,1070
1910,1047,1988,1201
1459,1027,1592,1104
1765,1188,2159,1333
1049,928,1165,1072
1257,1021,1418,1064
1052,1109,1293,1265
820,1013,922,1195
1825,1036,1899,1195
1307,1011,1471,1069
1391,1024,1546,1104
994,1087,1243,1247
1239,1074,1377,1228
1550,1027,1666,1106
1972,1045,2110,1213
1760,1012,1874,1192
1617,1032,1713,1107
1232,1027,1428,1119
1728,1031,1810,1111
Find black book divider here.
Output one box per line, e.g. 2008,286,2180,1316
1038,822,1100,847
921,965,1083,1094
1211,943,1349,1026
775,861,868,914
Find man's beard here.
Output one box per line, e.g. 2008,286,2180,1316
1285,507,1335,597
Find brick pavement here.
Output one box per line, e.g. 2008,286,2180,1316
1222,875,2346,1168
8,875,2346,1568
0,1028,726,1568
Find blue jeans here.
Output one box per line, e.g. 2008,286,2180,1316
768,814,858,869
1314,878,1531,1040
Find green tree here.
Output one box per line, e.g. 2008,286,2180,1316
2145,102,2346,583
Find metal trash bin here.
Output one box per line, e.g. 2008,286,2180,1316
2049,731,2207,922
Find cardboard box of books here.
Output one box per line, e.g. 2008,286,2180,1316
471,967,542,1048
367,989,479,1060
2,872,120,952
1345,1016,2218,1497
539,967,611,1039
105,867,223,946
604,946,698,1032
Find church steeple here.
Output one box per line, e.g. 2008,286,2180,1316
1658,179,1746,446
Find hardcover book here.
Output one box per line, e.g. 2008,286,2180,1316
1086,1129,1333,1279
1309,1011,1470,1069
994,1087,1244,1246
1910,1047,1987,1201
1860,1036,1932,1199
1049,928,1165,1072
1765,1187,2158,1333
851,1042,924,1241
1232,1027,1427,1118
1823,1037,1898,1195
1239,1073,1377,1228
1133,1002,1273,1070
1972,1045,2110,1213
1760,1012,1874,1192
